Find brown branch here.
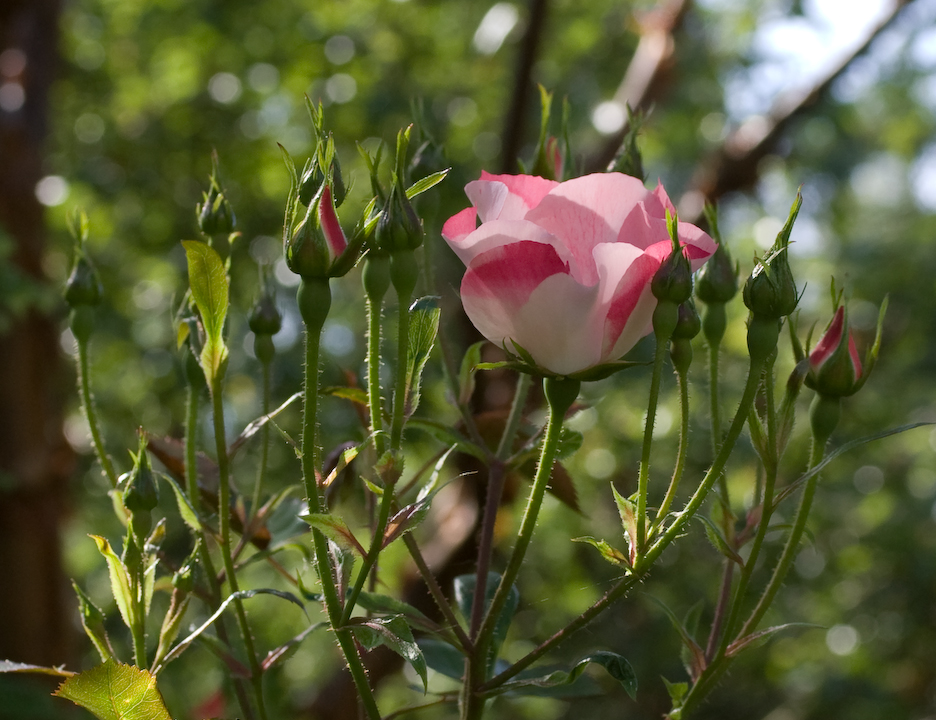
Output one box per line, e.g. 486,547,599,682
680,0,914,220
500,0,550,173
586,0,694,173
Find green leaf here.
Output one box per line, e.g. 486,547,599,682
89,535,137,633
405,168,450,199
417,638,465,680
54,660,172,720
73,581,115,663
555,428,583,460
300,513,366,556
611,484,638,565
572,536,631,569
696,515,743,566
488,652,637,700
350,615,428,692
354,592,434,631
458,341,484,405
182,240,229,383
406,296,441,415
158,472,200,532
382,495,433,548
454,573,518,672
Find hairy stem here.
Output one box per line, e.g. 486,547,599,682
77,338,118,488
637,335,668,554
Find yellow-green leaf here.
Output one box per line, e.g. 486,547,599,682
182,240,229,382
54,660,172,720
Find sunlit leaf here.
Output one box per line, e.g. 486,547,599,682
182,240,229,383
54,660,172,720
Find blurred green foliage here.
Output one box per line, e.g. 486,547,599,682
23,0,936,718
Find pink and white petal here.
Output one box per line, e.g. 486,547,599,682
445,219,566,267
319,185,347,259
507,273,604,375
441,206,478,246
527,173,654,285
616,203,671,252
600,251,664,361
466,179,510,223
478,171,559,218
460,240,570,331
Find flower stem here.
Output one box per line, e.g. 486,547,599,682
209,377,267,720
250,360,272,522
652,367,690,529
298,278,381,720
681,397,834,719
184,382,255,720
481,352,766,693
76,337,118,488
463,377,579,718
637,335,668,554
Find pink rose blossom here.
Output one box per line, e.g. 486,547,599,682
442,171,717,376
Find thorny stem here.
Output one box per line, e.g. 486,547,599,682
403,534,474,653
185,383,255,720
210,378,267,720
300,309,381,720
464,377,578,719
76,338,118,488
637,334,668,554
652,367,691,530
366,294,387,456
682,431,828,718
482,353,766,692
250,360,272,523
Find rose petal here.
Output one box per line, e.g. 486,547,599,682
441,206,478,246
509,273,604,374
595,242,663,360
444,218,574,269
461,240,570,324
526,172,653,285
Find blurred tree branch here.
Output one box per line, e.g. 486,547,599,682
681,0,915,220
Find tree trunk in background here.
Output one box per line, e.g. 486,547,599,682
0,0,73,668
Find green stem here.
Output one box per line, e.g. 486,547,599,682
403,534,473,653
251,360,272,521
210,379,267,720
652,368,690,529
464,377,579,719
185,381,255,720
708,340,729,503
366,294,387,456
390,284,412,451
682,401,832,719
76,338,118,488
637,335,669,554
482,351,766,693
298,282,382,720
